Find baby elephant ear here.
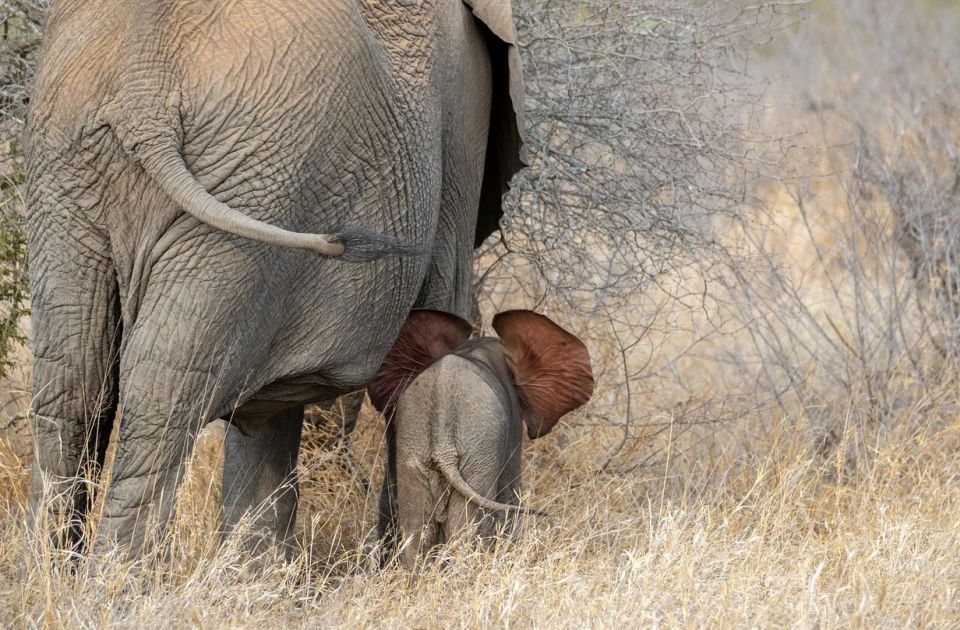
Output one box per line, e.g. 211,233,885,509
368,310,473,415
493,310,594,439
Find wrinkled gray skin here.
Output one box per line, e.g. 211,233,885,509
219,393,368,559
393,338,531,567
25,0,523,557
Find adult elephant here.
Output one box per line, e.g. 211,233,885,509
25,0,525,557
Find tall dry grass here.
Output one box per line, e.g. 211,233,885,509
1,387,958,626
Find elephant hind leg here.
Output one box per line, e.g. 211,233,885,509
27,218,121,553
377,419,400,556
496,440,523,539
96,324,256,557
443,464,501,551
397,459,441,569
221,405,304,560
96,250,298,557
97,370,224,556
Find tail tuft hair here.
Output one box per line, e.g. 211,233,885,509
328,225,426,262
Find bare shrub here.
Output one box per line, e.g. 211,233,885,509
481,1,792,309
0,0,44,127
836,4,960,364
476,1,800,469
707,0,960,464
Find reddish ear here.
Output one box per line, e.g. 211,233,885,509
493,310,594,439
367,310,473,415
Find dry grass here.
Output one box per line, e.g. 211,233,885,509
1,386,958,627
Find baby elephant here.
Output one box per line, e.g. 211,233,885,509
368,309,594,566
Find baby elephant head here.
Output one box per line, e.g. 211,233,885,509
368,309,595,438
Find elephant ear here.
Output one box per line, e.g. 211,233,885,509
368,310,473,416
463,0,528,247
493,310,594,439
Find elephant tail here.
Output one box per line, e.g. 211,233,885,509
436,460,548,517
139,144,423,262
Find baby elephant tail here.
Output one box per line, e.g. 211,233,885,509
436,461,548,517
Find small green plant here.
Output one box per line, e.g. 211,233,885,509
0,173,28,380
0,2,44,381
0,217,30,378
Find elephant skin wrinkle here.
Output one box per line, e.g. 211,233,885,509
25,0,526,558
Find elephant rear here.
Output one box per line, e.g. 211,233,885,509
25,0,530,560
371,309,595,568
394,353,521,566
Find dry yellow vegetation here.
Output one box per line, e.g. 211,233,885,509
1,378,958,626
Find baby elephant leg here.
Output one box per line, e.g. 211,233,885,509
497,442,524,538
397,459,441,568
443,465,502,549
